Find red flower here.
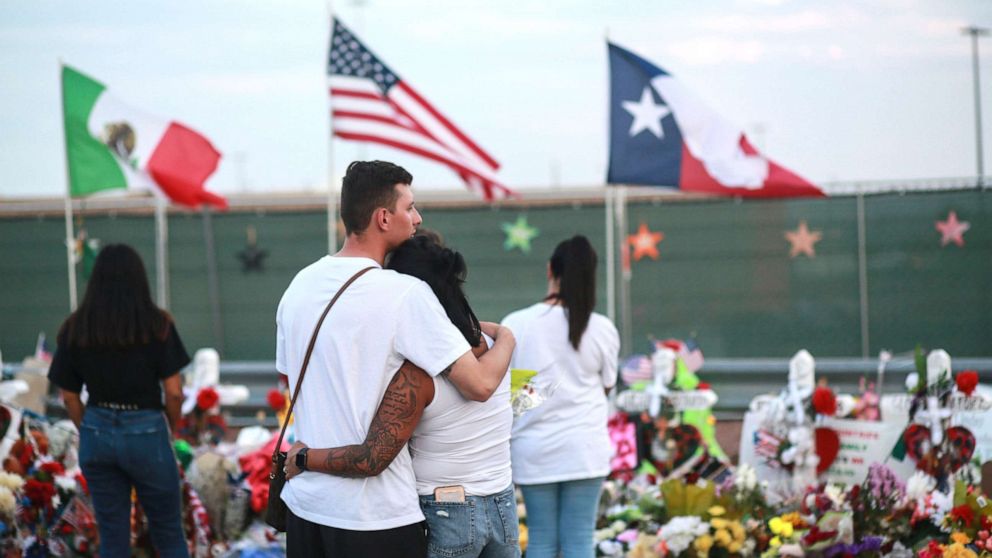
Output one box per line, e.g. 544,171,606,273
697,382,711,390
23,478,56,506
267,389,287,411
957,370,980,396
950,504,975,527
812,386,837,416
40,461,65,477
196,387,220,411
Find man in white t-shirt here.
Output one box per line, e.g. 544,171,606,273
276,161,515,558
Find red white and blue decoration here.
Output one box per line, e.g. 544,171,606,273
607,42,824,198
328,18,516,201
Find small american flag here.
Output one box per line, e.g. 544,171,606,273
753,429,784,464
328,18,516,202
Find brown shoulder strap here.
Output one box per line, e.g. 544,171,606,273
273,265,376,460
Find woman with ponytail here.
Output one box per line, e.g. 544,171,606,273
502,235,620,558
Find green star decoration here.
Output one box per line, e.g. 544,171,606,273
501,216,539,253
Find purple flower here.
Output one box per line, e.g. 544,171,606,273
823,537,883,558
866,463,905,502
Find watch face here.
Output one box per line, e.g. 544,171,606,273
295,449,307,470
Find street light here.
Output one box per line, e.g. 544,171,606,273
962,25,989,188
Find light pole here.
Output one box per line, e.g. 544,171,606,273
962,25,989,188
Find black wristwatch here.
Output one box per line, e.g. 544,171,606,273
295,447,309,471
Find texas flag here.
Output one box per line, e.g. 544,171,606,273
607,43,824,197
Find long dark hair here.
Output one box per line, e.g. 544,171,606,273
387,234,482,347
61,244,170,348
547,235,597,350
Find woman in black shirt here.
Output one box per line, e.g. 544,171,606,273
49,244,190,558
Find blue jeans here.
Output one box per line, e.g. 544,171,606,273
79,408,188,558
519,477,604,558
419,485,520,558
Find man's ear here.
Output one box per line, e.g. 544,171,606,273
374,207,391,232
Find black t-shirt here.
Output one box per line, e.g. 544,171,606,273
48,322,192,410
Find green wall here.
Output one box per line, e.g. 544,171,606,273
1,190,988,362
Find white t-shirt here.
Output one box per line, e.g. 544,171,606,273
276,256,471,531
410,334,512,496
502,303,620,485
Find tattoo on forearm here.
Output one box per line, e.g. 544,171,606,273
322,362,427,478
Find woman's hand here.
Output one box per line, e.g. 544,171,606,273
285,441,309,480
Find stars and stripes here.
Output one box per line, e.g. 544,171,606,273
328,18,516,201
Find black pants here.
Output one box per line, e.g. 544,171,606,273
286,509,428,558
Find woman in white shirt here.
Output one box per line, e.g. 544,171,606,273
286,234,518,558
501,235,620,558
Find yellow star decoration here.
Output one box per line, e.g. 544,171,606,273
784,220,822,258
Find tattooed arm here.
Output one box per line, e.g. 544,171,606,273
285,360,434,479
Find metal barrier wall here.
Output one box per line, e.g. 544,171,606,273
10,357,992,426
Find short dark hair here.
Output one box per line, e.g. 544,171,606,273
340,161,413,235
62,243,171,348
548,235,597,350
386,235,481,347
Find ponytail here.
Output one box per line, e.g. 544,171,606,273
548,235,597,350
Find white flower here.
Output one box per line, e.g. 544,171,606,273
930,490,952,527
598,540,624,557
735,464,758,492
835,395,856,417
824,484,845,508
905,373,919,391
0,487,14,518
905,472,936,502
883,542,915,558
0,472,24,491
54,475,77,493
658,516,709,554
779,543,805,557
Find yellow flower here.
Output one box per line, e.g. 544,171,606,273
770,536,782,548
950,532,971,545
714,528,733,547
769,517,794,537
730,521,746,541
708,505,726,517
695,534,715,555
711,517,729,530
519,524,528,553
728,541,743,554
942,542,978,558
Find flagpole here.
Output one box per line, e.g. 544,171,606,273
154,198,170,309
605,186,616,324
325,1,338,255
59,60,78,312
617,186,632,356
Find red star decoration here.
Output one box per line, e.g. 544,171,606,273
627,222,664,261
935,210,970,247
784,220,822,258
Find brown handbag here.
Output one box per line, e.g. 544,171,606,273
265,266,375,531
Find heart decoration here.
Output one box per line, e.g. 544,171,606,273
814,427,840,475
945,426,977,472
670,424,702,467
902,424,975,475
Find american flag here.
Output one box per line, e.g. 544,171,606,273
328,18,517,201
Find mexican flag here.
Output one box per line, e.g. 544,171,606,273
61,65,227,209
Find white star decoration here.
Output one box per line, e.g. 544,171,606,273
621,86,671,139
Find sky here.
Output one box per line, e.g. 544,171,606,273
1,0,990,199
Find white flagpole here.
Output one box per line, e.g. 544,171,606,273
605,186,616,323
59,60,78,311
326,1,338,255
154,198,170,309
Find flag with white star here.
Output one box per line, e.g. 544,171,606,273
329,18,517,201
607,42,823,198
